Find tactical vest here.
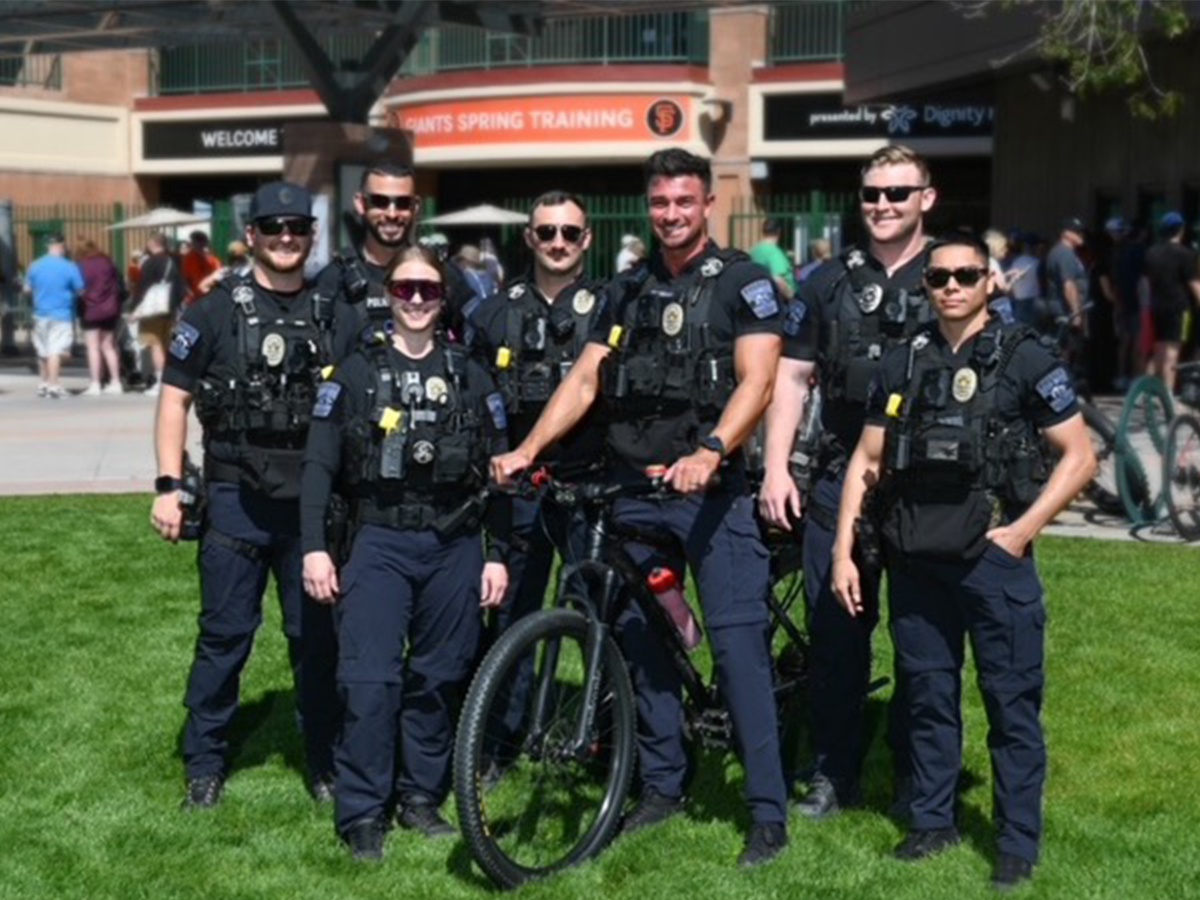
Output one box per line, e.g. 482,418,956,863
193,277,335,499
600,250,744,415
344,342,489,508
822,247,932,405
490,278,600,415
333,245,392,331
882,322,1049,511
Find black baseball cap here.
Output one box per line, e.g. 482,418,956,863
249,181,315,221
1060,216,1086,236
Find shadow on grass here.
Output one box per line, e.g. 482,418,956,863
445,838,500,891
173,688,308,781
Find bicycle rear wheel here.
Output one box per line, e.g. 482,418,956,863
1165,414,1200,541
453,607,635,889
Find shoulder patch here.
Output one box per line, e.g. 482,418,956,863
740,278,779,319
783,299,807,336
168,321,201,361
1035,366,1076,414
485,391,508,431
313,381,342,419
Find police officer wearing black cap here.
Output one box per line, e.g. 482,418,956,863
301,244,511,861
151,181,360,808
831,232,1095,890
493,148,789,867
467,190,605,756
760,144,936,818
315,162,475,343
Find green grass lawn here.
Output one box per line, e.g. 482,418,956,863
2,494,1198,900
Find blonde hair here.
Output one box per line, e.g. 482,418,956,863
861,144,931,185
983,228,1008,260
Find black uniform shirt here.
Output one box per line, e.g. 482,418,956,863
300,342,509,555
588,241,781,470
162,278,360,466
786,247,928,462
865,319,1080,558
469,273,607,468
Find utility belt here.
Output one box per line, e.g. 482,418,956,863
358,501,443,532
204,443,304,501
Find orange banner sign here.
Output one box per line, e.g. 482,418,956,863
393,94,691,147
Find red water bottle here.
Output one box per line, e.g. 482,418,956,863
646,568,702,651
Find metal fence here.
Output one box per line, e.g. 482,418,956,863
0,53,63,89
728,192,858,265
767,0,851,63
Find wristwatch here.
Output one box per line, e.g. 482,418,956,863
155,476,184,494
698,434,726,458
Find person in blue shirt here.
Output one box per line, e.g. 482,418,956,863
26,234,84,398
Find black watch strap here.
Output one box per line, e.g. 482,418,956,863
699,435,726,458
155,476,184,494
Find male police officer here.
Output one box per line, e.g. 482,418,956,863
151,181,358,808
315,161,474,341
760,145,936,818
468,191,606,760
832,233,1095,889
493,149,789,866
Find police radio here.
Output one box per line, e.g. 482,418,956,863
343,258,370,300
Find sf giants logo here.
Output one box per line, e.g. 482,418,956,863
646,99,684,138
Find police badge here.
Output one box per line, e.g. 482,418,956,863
952,367,978,402
661,302,685,337
572,289,596,316
261,333,287,367
425,376,449,404
858,283,884,314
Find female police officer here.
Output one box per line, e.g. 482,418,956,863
300,244,510,861
830,233,1095,890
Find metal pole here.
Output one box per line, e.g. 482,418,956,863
0,199,17,354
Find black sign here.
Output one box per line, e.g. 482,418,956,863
764,93,993,141
143,118,299,159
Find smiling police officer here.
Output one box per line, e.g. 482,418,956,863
493,149,789,867
831,232,1095,890
760,145,936,819
301,244,511,861
150,181,359,809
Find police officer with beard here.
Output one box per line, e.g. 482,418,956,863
150,181,359,808
832,233,1095,889
301,245,511,861
493,149,789,867
759,145,936,819
315,161,475,342
467,192,606,737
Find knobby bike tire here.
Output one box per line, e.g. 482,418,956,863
1119,376,1175,455
1164,414,1200,541
453,606,636,889
1080,402,1145,516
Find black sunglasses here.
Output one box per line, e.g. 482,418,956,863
365,193,416,212
859,185,927,204
532,224,585,244
255,217,313,237
387,279,445,304
924,266,988,289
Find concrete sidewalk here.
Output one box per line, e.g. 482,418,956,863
0,355,1193,545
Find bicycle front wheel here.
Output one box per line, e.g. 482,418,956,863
453,607,636,889
1165,414,1200,541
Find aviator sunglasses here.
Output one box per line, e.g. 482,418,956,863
924,266,988,289
255,217,313,237
859,185,927,204
387,279,445,304
365,193,416,211
531,224,585,244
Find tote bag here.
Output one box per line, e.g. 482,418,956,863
132,259,174,320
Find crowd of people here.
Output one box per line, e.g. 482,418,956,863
140,145,1100,892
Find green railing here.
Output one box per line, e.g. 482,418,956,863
767,0,850,64
728,192,857,262
0,53,63,90
153,36,376,95
402,12,708,76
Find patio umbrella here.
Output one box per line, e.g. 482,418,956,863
422,204,527,227
107,207,211,231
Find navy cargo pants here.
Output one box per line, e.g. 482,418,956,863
889,543,1047,864
182,481,339,780
332,525,483,834
613,488,788,825
804,471,908,793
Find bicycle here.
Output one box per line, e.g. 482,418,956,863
451,470,808,889
1115,375,1173,524
1163,362,1200,540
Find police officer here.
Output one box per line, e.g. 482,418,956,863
150,181,358,808
314,161,474,342
301,244,511,861
760,144,937,818
493,149,789,866
468,190,606,763
832,233,1095,889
